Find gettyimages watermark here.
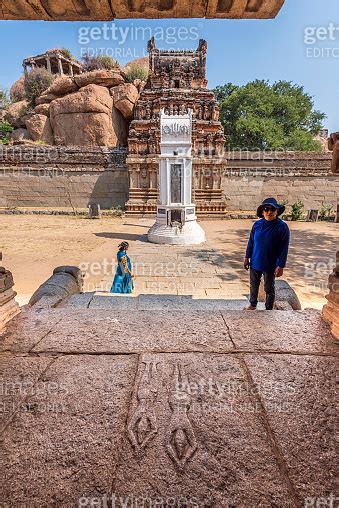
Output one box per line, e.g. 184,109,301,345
78,22,200,59
80,258,199,293
173,377,297,414
79,258,200,279
304,493,339,507
304,257,338,295
304,23,339,58
0,379,69,416
78,494,202,507
0,167,66,178
0,146,61,163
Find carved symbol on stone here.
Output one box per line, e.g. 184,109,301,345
165,364,197,469
127,361,159,451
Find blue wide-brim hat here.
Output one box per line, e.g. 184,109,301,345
257,198,285,218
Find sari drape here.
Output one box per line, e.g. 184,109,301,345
110,251,134,294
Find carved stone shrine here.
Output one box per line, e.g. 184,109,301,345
126,37,227,217
147,108,205,244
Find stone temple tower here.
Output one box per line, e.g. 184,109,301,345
126,37,227,217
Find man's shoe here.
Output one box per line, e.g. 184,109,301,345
243,304,257,311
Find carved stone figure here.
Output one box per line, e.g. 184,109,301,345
127,361,160,451
165,364,197,469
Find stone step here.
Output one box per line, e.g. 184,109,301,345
61,292,265,310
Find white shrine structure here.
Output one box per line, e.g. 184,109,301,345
147,109,206,245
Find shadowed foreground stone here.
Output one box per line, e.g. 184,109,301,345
0,304,337,505
0,0,286,21
246,353,337,501
0,354,137,505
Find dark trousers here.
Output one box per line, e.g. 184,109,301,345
250,268,275,310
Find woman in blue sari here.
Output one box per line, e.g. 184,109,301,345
110,241,134,294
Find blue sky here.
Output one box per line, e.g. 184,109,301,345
0,0,338,132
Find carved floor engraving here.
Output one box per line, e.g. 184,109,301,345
165,363,198,469
127,360,160,451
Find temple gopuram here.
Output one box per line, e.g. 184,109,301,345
126,37,227,216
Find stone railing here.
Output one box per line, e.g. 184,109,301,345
0,252,20,329
322,250,339,339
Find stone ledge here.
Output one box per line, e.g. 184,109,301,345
0,0,286,21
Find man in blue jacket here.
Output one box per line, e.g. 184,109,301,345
244,198,290,310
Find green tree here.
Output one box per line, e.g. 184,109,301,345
24,67,54,106
0,88,10,110
126,64,149,83
214,80,326,151
82,54,118,72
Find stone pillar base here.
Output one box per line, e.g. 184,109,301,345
148,221,205,245
323,301,339,338
322,251,339,339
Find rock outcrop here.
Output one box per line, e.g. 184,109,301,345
34,103,50,116
9,75,26,102
8,68,139,147
47,75,79,95
25,114,54,144
4,99,29,128
111,83,139,120
74,69,124,88
50,84,122,146
9,127,30,142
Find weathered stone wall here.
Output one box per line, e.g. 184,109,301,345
220,151,338,210
0,146,128,209
0,147,337,211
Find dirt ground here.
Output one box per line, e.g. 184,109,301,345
0,214,337,308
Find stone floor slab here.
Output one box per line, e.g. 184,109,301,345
31,309,233,354
245,353,337,500
0,308,63,353
222,309,338,354
112,353,295,506
0,353,53,434
59,292,95,308
1,354,138,506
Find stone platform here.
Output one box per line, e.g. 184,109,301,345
0,304,337,506
90,230,249,300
